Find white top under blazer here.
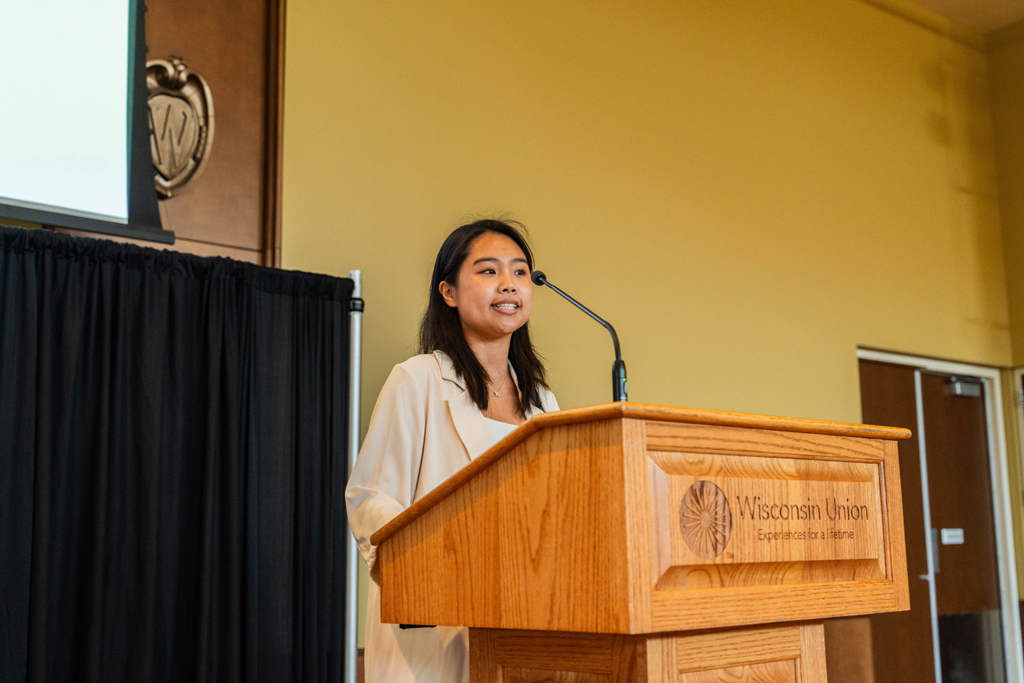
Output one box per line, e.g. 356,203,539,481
345,351,559,683
483,416,518,442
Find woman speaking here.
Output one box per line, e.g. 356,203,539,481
346,219,559,683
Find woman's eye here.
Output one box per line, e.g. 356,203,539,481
481,268,496,274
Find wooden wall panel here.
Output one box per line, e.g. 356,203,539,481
145,0,283,264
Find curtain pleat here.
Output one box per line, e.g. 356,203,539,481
0,226,352,683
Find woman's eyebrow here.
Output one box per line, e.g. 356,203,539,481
472,257,528,265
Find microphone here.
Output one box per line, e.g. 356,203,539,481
531,270,627,402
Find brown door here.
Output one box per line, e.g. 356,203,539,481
921,372,1005,683
859,360,936,683
859,360,1007,683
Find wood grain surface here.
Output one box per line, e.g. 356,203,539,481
380,420,631,632
679,661,794,683
646,422,884,462
653,560,884,591
674,625,801,671
638,420,903,632
470,628,645,683
672,622,824,683
375,405,910,636
880,440,910,611
648,450,877,482
648,455,886,576
372,402,910,546
469,622,826,683
624,419,656,634
648,582,895,632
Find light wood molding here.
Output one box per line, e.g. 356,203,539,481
645,422,885,462
674,624,801,672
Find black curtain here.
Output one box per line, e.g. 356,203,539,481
0,226,352,683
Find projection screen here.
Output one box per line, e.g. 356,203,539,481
0,0,170,242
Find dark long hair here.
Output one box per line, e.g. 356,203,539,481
419,219,549,413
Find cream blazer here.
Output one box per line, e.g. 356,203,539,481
346,351,559,683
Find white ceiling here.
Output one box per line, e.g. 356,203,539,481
908,0,1024,33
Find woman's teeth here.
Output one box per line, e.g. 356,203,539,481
494,303,518,310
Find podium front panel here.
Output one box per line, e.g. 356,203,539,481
626,420,908,632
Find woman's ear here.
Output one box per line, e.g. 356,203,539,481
439,281,458,308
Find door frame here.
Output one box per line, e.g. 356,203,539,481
858,348,1023,683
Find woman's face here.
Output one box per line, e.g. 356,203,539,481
440,232,533,343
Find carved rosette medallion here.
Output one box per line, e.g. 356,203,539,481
680,480,732,559
146,56,214,198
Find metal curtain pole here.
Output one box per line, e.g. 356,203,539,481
345,270,364,683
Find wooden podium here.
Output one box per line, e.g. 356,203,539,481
371,403,911,682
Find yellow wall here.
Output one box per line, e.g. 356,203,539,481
282,0,1012,651
989,24,1024,365
988,20,1024,595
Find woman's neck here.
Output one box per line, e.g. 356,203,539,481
463,330,511,383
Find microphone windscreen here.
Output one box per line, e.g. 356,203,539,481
530,270,546,286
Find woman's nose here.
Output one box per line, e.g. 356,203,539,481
499,273,516,292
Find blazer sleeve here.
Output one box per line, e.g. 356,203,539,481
345,362,427,579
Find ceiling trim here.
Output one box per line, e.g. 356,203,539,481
858,0,985,50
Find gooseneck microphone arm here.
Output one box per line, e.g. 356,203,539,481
531,270,628,402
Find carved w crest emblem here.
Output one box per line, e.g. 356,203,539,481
146,56,214,198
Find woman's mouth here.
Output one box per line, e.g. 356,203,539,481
493,303,519,312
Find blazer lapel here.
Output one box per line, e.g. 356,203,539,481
435,351,493,461
447,392,494,461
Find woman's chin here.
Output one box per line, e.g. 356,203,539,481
467,320,526,342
